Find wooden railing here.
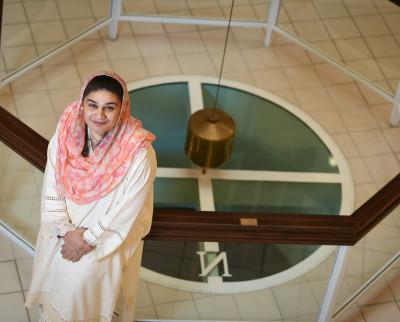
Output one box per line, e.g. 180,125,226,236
1,105,400,245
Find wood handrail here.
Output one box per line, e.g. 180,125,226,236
1,105,399,245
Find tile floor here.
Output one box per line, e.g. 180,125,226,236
0,0,400,321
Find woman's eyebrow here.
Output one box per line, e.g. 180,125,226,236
86,99,118,106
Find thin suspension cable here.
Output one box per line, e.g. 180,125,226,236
213,0,235,111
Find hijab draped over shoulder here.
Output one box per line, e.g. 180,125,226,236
55,71,155,205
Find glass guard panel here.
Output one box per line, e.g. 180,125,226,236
0,142,41,246
212,180,341,215
1,0,109,77
202,84,339,173
130,83,192,168
137,240,338,322
278,0,399,95
334,203,400,319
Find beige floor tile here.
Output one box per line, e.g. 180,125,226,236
130,22,165,36
103,37,141,60
270,89,300,105
76,62,113,81
20,113,58,140
312,40,343,62
64,18,99,40
252,68,292,91
272,281,320,318
16,258,33,291
123,0,157,14
383,127,400,152
110,58,149,83
295,86,334,111
342,0,377,16
325,18,361,39
0,170,38,200
284,65,322,88
42,65,81,90
345,59,385,81
365,36,400,58
195,295,241,320
273,44,311,66
351,130,392,156
357,278,394,306
223,4,258,20
360,302,400,322
0,234,14,262
234,289,282,321
377,57,400,79
354,183,378,207
335,38,372,60
10,68,47,93
240,47,280,70
294,20,332,42
231,27,265,49
332,133,360,158
145,55,181,76
89,0,109,18
382,14,400,34
385,269,400,300
274,22,297,46
49,88,81,117
283,0,319,21
135,305,157,319
155,300,199,319
30,21,67,44
339,108,379,131
326,84,367,108
154,0,188,12
57,0,93,19
358,83,391,105
314,0,349,18
363,153,400,182
0,293,29,322
14,91,54,118
348,158,373,184
308,109,347,134
221,70,256,86
136,281,153,307
0,93,17,116
209,49,248,72
187,0,220,10
147,283,192,305
2,46,37,71
37,45,74,67
3,2,26,24
71,39,109,63
333,305,365,322
163,11,198,33
1,24,34,47
315,63,354,85
136,34,174,57
24,1,60,22
0,262,21,293
168,31,206,54
353,16,391,37
177,53,216,76
200,29,236,52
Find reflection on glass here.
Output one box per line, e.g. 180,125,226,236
202,84,339,173
154,177,199,210
212,179,341,215
130,83,192,168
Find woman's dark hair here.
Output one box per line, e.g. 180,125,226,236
82,75,124,102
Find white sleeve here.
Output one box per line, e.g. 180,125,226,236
83,146,157,260
40,134,75,239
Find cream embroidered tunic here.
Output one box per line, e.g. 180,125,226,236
25,133,157,322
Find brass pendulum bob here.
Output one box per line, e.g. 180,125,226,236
185,108,235,170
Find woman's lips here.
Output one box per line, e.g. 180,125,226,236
91,120,107,126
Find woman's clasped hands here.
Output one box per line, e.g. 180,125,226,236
61,228,94,262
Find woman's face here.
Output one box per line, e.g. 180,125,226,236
83,89,122,139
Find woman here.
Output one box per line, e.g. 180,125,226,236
25,71,156,322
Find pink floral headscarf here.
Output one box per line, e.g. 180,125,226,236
55,71,155,205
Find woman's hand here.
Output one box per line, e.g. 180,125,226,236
61,228,94,262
